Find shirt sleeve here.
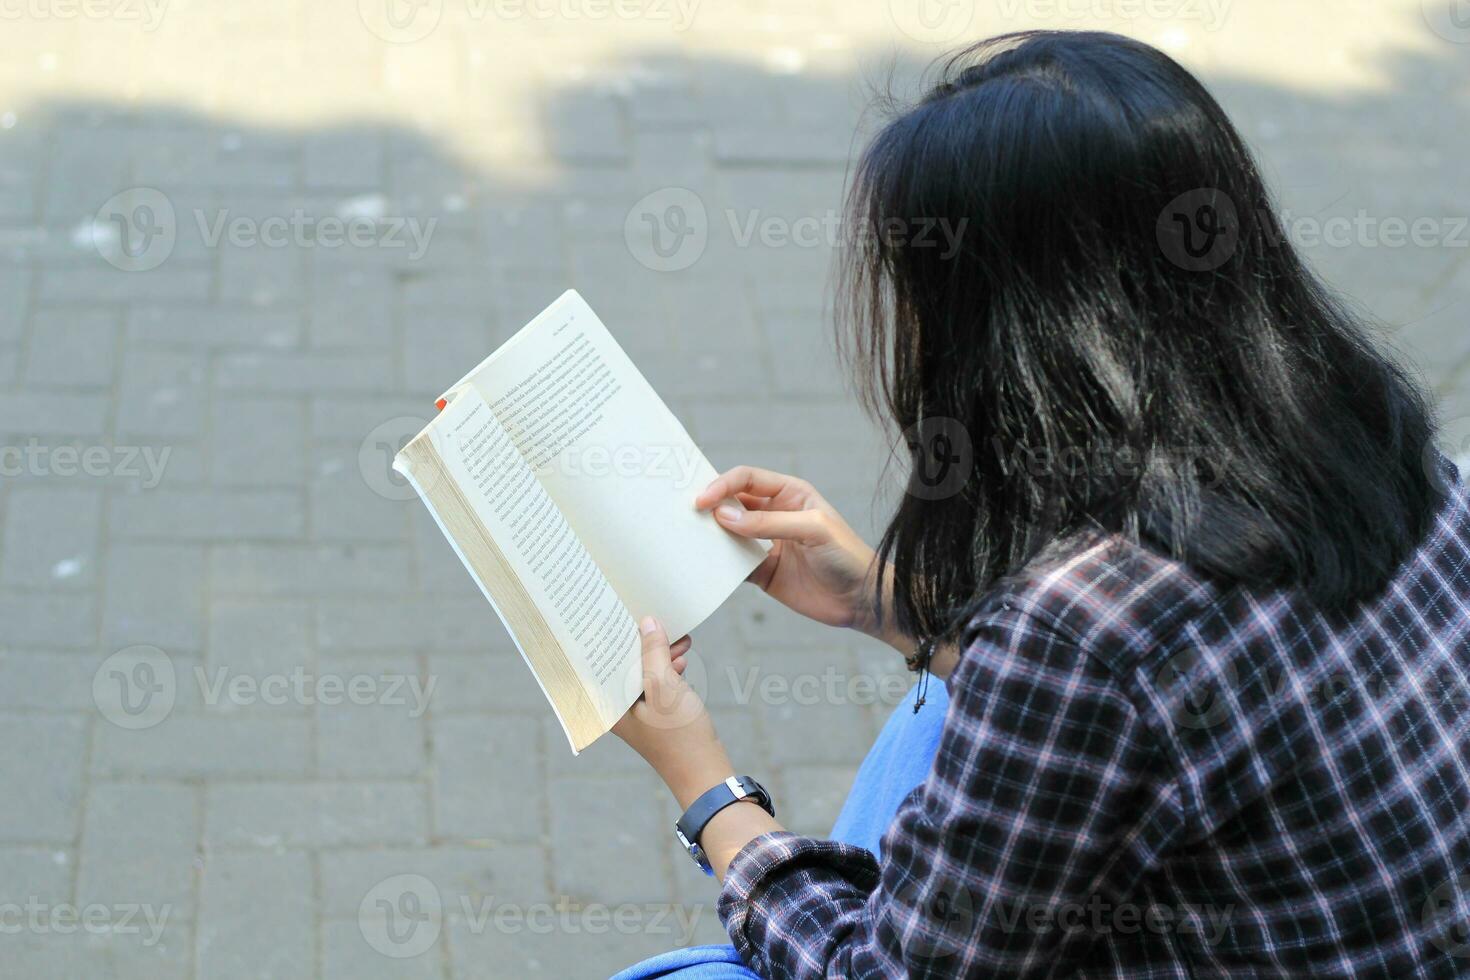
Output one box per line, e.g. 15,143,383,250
715,605,1187,979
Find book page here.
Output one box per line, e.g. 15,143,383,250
462,290,768,640
418,388,642,731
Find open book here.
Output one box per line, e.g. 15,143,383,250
394,291,768,753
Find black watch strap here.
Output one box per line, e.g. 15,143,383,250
674,776,774,876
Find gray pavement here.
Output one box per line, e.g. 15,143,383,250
1,1,1468,977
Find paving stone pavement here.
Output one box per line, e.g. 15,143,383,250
0,1,1468,977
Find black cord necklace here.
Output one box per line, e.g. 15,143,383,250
905,636,937,713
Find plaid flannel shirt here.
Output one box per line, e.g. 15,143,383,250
717,472,1470,978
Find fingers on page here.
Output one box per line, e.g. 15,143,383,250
699,465,798,508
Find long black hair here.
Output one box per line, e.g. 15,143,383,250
841,31,1441,645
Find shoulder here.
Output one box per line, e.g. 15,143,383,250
959,532,1220,680
938,537,1203,816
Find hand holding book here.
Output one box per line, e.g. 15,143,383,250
693,464,962,680
394,291,768,753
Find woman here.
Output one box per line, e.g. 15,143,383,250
615,30,1468,978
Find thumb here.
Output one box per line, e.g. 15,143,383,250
638,616,675,694
634,615,708,729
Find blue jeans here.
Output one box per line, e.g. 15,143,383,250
611,681,950,980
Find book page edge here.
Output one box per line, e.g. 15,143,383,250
393,449,602,755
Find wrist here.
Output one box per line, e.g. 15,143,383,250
658,747,736,811
672,775,780,880
847,558,913,652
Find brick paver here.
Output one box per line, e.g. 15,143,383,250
1,1,1468,976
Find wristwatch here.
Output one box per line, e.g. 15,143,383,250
674,775,774,876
